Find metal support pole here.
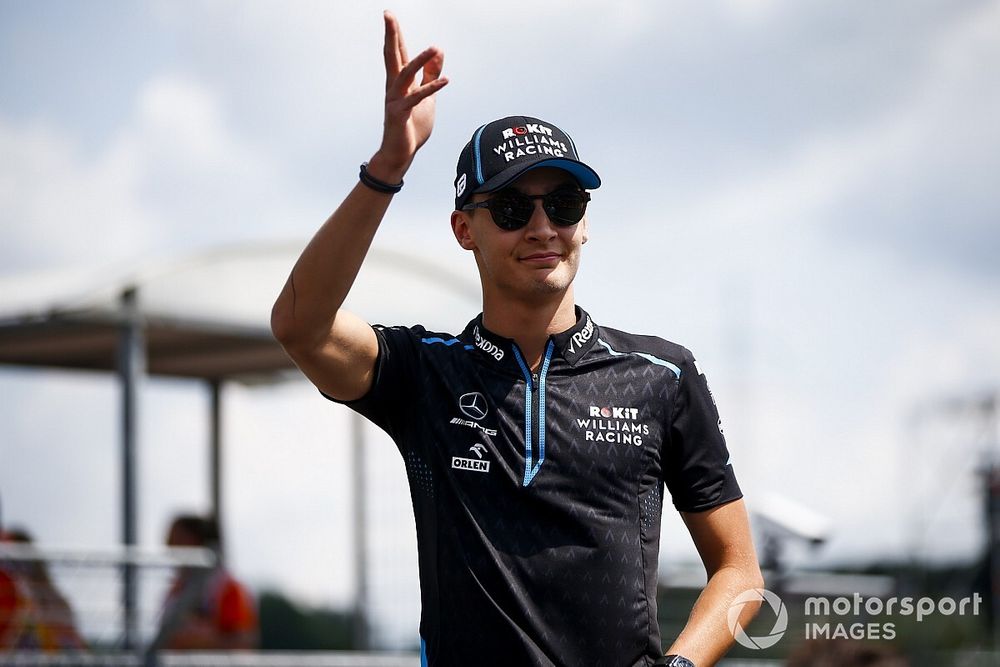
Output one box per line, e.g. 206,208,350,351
352,411,369,649
209,379,223,561
987,395,1000,650
118,287,144,650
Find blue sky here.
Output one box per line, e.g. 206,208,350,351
2,0,999,647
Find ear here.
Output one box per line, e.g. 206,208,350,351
451,210,477,250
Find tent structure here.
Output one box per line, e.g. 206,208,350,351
0,241,479,648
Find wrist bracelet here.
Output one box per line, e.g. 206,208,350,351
359,162,404,194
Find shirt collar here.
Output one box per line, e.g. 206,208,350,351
461,306,599,369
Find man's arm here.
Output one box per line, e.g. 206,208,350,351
270,11,448,401
665,499,764,666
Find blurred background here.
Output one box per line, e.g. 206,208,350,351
1,0,998,664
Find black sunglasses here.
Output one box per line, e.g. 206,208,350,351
461,186,591,231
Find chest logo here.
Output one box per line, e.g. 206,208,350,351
576,405,650,446
452,443,491,473
459,392,488,420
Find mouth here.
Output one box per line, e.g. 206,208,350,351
519,252,563,264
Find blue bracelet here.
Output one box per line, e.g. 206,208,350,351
359,162,404,194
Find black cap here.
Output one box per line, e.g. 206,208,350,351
454,115,601,210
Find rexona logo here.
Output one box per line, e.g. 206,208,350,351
567,316,594,354
728,588,787,650
473,326,504,361
452,444,491,473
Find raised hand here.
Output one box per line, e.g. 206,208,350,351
369,11,448,182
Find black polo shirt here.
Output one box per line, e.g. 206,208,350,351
329,307,741,667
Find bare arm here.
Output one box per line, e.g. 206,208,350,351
665,499,764,666
270,11,448,400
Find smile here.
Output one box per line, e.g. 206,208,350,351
519,253,562,263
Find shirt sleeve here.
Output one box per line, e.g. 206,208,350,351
322,324,421,445
662,348,742,512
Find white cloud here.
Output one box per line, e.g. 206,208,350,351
0,71,327,275
0,116,158,273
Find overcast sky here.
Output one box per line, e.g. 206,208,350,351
2,0,999,648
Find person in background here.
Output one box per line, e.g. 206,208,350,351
160,514,258,650
0,527,86,651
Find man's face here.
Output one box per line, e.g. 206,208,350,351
167,522,199,547
451,167,589,300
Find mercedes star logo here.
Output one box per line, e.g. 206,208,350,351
459,392,488,421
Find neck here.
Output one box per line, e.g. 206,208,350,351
481,288,577,370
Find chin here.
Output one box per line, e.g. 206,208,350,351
526,268,576,294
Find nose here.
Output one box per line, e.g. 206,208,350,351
523,200,558,241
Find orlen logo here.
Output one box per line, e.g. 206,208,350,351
589,406,639,420
452,444,491,473
567,316,594,354
501,123,554,139
473,325,504,361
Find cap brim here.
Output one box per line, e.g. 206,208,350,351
473,158,601,196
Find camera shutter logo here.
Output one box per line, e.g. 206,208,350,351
728,588,787,650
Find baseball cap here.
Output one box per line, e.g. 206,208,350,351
454,115,601,210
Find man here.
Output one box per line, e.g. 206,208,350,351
271,11,763,666
160,515,258,650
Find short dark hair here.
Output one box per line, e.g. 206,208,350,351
170,514,221,549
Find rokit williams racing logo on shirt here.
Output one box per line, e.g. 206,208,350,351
452,443,491,473
577,406,650,446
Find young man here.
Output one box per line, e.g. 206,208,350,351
160,515,258,650
271,11,763,667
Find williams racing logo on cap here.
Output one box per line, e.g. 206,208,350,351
492,123,569,164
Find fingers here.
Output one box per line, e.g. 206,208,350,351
394,14,409,67
420,49,444,87
383,11,401,79
383,11,413,80
391,45,442,96
382,11,447,105
400,76,449,110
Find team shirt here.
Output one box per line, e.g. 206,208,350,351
329,307,741,666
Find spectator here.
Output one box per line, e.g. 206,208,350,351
0,528,86,650
160,515,258,650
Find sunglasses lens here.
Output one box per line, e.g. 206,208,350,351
543,190,588,226
488,191,534,230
